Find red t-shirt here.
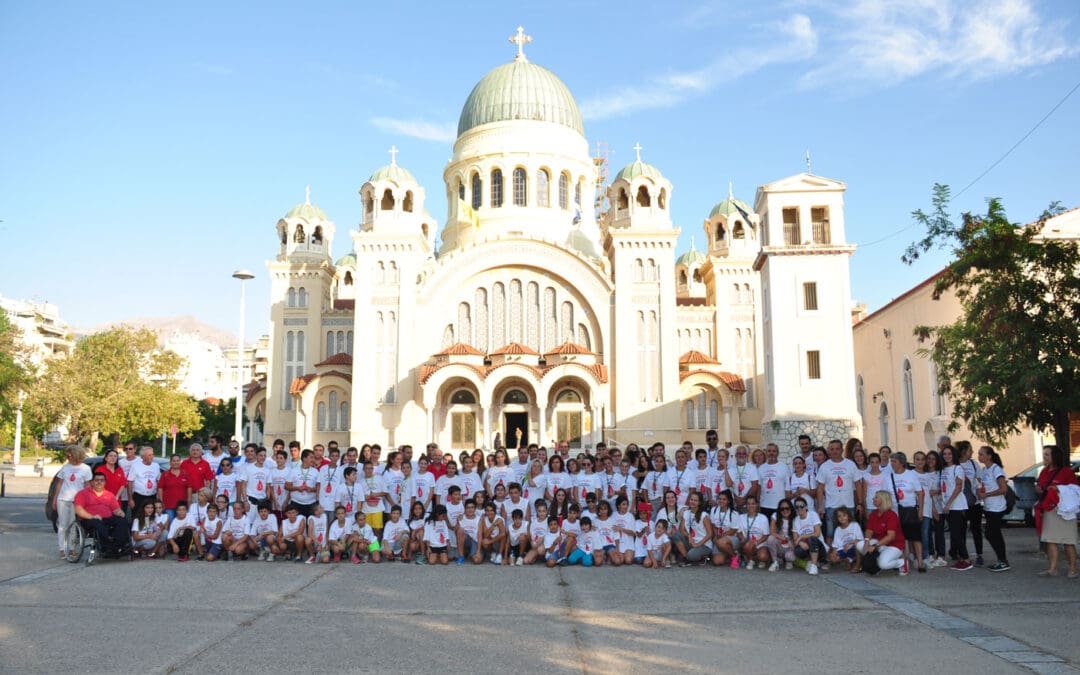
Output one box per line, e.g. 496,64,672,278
159,469,191,509
180,458,215,493
428,462,448,481
94,464,127,497
867,508,905,550
74,488,120,518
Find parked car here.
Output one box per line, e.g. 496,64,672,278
1004,460,1080,525
45,455,170,530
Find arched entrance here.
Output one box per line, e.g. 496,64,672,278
501,388,531,449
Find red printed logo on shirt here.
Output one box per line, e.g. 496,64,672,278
942,480,947,494
345,502,352,512
277,486,282,495
439,532,446,544
70,474,76,482
146,479,152,490
608,485,614,497
326,484,333,493
766,478,774,490
257,480,263,491
418,488,423,497
738,481,745,493
642,535,648,546
836,476,844,488
897,488,905,501
224,489,230,498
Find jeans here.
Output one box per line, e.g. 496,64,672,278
823,508,839,542
686,545,712,562
921,517,933,558
984,510,1007,563
57,501,76,551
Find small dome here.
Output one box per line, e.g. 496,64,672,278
369,163,417,185
709,197,752,219
458,60,583,137
335,253,357,267
676,248,706,266
285,187,327,221
565,228,601,259
613,160,665,184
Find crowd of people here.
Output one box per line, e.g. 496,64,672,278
52,432,1079,577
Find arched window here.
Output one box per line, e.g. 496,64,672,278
697,391,707,430
617,189,629,209
536,169,550,207
403,191,414,213
344,271,353,286
685,400,695,429
856,375,865,421
901,359,915,420
364,194,374,214
328,391,338,431
380,189,394,210
450,390,476,405
879,402,890,447
678,270,688,286
491,168,504,207
556,389,582,403
336,331,345,354
340,402,349,430
325,332,334,358
470,172,482,210
574,180,582,207
716,223,726,241
298,287,308,308
692,269,702,283
636,185,651,207
311,226,323,245
558,173,569,209
633,259,643,281
709,400,719,430
512,168,527,206
317,402,326,431
733,222,745,239
457,178,465,201
346,331,354,355
929,360,946,416
294,224,305,243
503,389,528,404
658,188,667,209
287,287,297,308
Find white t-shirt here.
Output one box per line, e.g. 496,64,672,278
669,466,695,505
353,522,376,543
243,463,272,501
445,500,465,528
757,462,790,509
412,473,436,512
726,463,760,498
201,515,223,545
381,519,409,547
890,470,921,509
56,463,93,502
542,528,561,550
317,464,344,510
287,465,319,505
424,520,451,547
545,471,572,498
167,514,193,539
862,470,889,510
576,529,597,555
269,465,291,509
979,464,1007,513
510,459,531,483
832,522,864,550
521,475,548,506
435,474,463,503
459,513,481,541
458,471,485,500
786,472,817,512
204,452,226,474
740,512,771,543
281,516,305,539
573,472,600,503
224,516,248,540
648,532,670,555
128,461,162,497
562,518,582,539
643,471,669,502
793,510,824,544
818,459,859,508
710,507,738,534
188,502,210,529
335,482,367,518
941,465,968,511
593,515,618,549
118,456,139,482
961,460,981,505
248,513,278,539
485,466,514,494
308,514,328,548
508,519,529,545
382,468,406,507
612,511,636,551
684,511,713,549
529,516,548,546
329,520,352,542
362,474,389,513
215,472,239,502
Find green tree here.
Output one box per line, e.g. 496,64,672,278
904,184,1080,451
0,312,33,446
197,397,237,438
24,326,202,450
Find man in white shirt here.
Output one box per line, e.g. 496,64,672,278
285,449,319,517
510,446,531,483
789,435,814,476
757,444,790,517
726,445,760,512
704,430,721,468
127,446,162,516
815,440,859,541
205,435,227,474
243,447,272,516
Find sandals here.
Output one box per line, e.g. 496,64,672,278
1068,570,1078,579
1037,569,1058,577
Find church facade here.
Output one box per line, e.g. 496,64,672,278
245,31,862,453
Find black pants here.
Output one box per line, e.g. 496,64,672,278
948,510,969,560
87,516,130,554
172,529,193,555
984,510,1007,563
967,504,984,556
932,517,946,557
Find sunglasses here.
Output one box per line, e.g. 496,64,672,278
796,505,808,510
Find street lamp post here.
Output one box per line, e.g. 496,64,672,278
232,269,255,445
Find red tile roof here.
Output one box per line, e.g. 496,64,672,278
419,362,488,385
490,342,540,356
289,370,352,395
543,342,593,357
315,352,353,367
679,350,719,365
676,297,708,306
435,342,486,357
679,369,746,392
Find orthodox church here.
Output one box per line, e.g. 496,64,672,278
245,29,862,453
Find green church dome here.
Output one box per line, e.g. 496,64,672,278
458,59,584,137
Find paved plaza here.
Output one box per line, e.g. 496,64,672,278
1,476,1077,674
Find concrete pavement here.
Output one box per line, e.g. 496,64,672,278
1,481,1077,674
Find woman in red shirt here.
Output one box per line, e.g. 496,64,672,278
1035,445,1078,577
864,489,907,575
158,454,191,519
94,449,128,504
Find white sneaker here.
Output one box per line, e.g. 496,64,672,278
515,557,523,566
266,553,275,562
768,561,780,572
808,563,819,576
745,560,755,570
257,549,267,561
785,561,793,570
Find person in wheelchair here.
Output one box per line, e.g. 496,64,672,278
74,474,132,557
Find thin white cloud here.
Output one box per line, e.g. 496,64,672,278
580,14,817,120
799,0,1076,89
370,117,455,143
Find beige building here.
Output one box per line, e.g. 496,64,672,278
245,30,859,454
852,207,1080,475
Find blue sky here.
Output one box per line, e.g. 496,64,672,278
2,1,1078,339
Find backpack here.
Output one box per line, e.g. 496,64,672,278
962,460,979,505
1004,484,1018,514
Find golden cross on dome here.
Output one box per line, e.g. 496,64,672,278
389,145,398,165
633,142,642,162
510,26,532,62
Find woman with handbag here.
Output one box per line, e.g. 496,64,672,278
977,446,1011,572
889,452,925,572
1035,445,1078,578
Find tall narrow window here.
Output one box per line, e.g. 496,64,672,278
491,168,504,207
811,207,830,244
636,185,650,207
879,402,890,447
317,402,326,431
471,172,482,210
857,375,865,421
806,350,821,380
782,207,799,245
287,287,296,308
298,287,308,308
929,360,946,416
803,282,819,311
537,169,550,207
574,181,582,208
340,402,349,431
558,173,569,209
513,168,527,206
901,358,915,420
328,391,338,431
685,400,695,429
326,332,334,358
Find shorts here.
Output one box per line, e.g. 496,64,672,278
291,502,314,518
901,520,921,542
284,539,299,554
367,541,381,553
206,543,222,558
602,544,616,552
364,511,384,529
429,546,447,554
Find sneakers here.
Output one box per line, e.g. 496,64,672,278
820,562,830,571
729,555,740,569
351,554,361,564
931,556,948,568
490,554,500,565
900,560,909,576
332,553,341,563
456,556,465,565
515,557,524,566
988,561,1011,572
975,555,985,568
952,560,973,571
257,549,268,561
265,553,275,562
785,561,794,570
744,560,755,571
664,560,671,568
807,563,819,576
305,556,315,564
768,561,780,572
294,555,303,563
415,555,427,565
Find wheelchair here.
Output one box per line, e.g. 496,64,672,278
65,519,132,566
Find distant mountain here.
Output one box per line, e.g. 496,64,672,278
75,315,240,349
